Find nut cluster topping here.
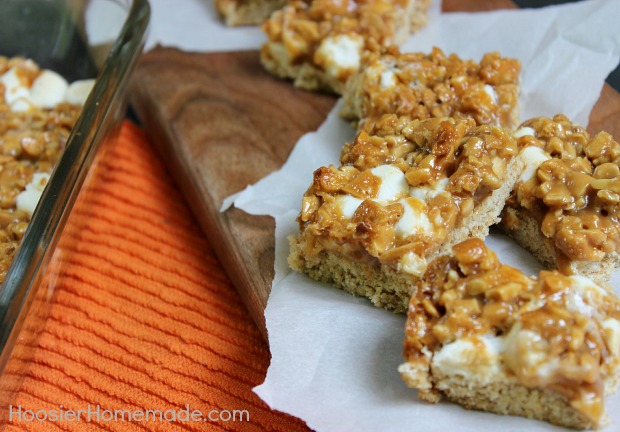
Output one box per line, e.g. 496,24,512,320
342,114,517,193
0,57,82,283
403,238,620,424
510,114,620,266
262,0,411,58
342,46,521,129
261,0,413,90
298,116,517,269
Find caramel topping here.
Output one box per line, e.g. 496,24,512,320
0,57,81,283
344,46,521,129
298,116,518,269
261,0,412,73
341,169,381,198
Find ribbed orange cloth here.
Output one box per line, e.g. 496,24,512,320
1,121,311,431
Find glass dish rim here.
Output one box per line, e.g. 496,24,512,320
0,0,151,375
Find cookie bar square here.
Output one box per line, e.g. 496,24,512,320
289,115,526,311
399,238,620,429
260,0,432,94
215,0,286,26
501,114,620,284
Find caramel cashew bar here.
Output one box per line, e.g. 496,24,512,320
399,238,620,430
260,0,432,94
0,56,93,283
214,0,286,26
340,46,521,130
501,114,620,284
288,115,527,311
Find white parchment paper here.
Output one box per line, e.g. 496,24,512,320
226,1,620,431
146,0,267,52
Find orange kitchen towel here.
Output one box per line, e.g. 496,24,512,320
1,121,312,431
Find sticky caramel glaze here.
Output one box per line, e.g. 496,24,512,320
298,116,517,268
404,238,620,425
506,114,620,272
261,0,410,68
0,57,81,282
349,46,521,129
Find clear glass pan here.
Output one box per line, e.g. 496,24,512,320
0,0,150,388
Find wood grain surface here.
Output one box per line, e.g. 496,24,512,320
129,1,620,339
129,51,336,337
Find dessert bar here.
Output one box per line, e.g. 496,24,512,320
399,238,620,429
260,0,432,94
502,114,620,284
289,115,526,311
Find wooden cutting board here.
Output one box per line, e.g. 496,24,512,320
129,0,620,339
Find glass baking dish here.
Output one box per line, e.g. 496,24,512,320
0,0,149,395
